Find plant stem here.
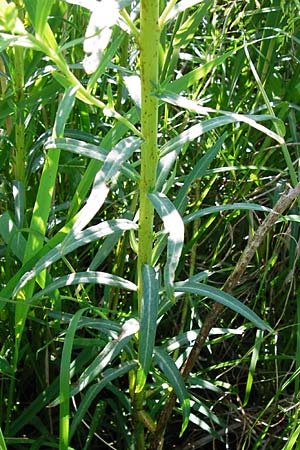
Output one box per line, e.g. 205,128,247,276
138,0,160,302
135,0,160,447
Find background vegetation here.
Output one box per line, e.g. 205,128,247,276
0,0,300,449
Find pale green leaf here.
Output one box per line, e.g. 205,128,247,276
184,202,273,224
31,271,137,302
149,192,184,297
13,219,137,296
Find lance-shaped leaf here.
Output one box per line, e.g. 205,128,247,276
149,192,184,298
0,211,26,261
13,219,137,296
175,134,226,214
45,137,139,181
69,136,141,236
50,318,139,407
30,271,137,303
174,281,273,332
70,360,137,439
136,265,159,392
184,202,273,224
154,347,190,436
158,90,284,144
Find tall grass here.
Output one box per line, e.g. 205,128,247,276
0,0,299,449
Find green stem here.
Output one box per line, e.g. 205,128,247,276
138,0,160,295
135,0,160,447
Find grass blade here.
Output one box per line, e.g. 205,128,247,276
0,426,7,450
243,329,264,407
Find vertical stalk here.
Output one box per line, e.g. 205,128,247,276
138,0,160,298
14,46,25,183
135,1,160,448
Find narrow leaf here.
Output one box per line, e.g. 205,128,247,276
0,212,26,261
136,265,159,392
160,116,235,157
154,347,190,436
0,426,7,450
53,86,78,138
51,318,139,406
59,308,89,450
149,192,184,297
30,271,137,303
174,281,273,332
70,361,137,438
158,90,284,144
175,133,226,213
13,219,137,296
24,0,54,36
184,202,273,224
69,136,141,235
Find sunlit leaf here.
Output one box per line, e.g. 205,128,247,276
174,281,273,332
149,192,184,297
30,271,137,302
13,219,138,296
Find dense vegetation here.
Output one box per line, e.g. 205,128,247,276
0,0,300,448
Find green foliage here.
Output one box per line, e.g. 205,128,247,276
0,0,299,449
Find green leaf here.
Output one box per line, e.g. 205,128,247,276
59,308,89,450
70,361,137,439
149,192,184,297
13,219,138,296
24,0,54,36
0,426,7,450
184,202,273,224
0,211,26,261
30,271,137,302
162,0,207,24
69,136,141,235
154,347,190,436
174,281,273,332
243,329,264,407
45,137,108,161
158,90,284,144
51,318,139,407
160,116,236,157
175,133,227,213
53,86,78,139
66,106,140,221
136,265,159,392
0,355,14,377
